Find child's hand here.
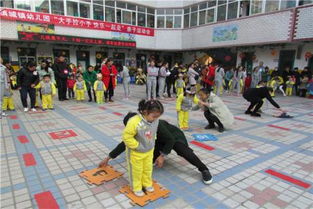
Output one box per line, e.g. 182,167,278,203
98,157,111,168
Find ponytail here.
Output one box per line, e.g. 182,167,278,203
138,99,164,115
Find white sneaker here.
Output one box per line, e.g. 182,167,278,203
31,108,37,112
24,108,29,112
1,112,7,117
145,186,154,193
134,190,145,197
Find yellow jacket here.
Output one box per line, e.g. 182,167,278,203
73,80,87,91
93,80,107,91
122,115,159,153
39,81,56,95
176,94,199,112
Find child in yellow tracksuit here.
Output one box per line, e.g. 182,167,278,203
175,73,185,97
40,74,56,110
93,74,106,104
176,89,199,130
123,99,164,197
74,76,87,101
286,76,295,96
2,88,15,111
269,76,285,97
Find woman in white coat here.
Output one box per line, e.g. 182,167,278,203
194,88,234,132
158,62,169,99
187,63,199,88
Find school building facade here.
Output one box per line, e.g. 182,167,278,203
1,0,313,72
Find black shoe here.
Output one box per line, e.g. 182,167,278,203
59,99,64,101
205,124,215,129
201,170,213,185
218,127,224,133
251,112,261,117
64,98,69,100
245,110,252,114
88,99,92,102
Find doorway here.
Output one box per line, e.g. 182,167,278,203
308,56,313,72
241,52,254,73
17,48,36,67
76,51,90,72
278,50,296,74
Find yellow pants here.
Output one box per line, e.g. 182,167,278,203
76,90,85,101
176,88,184,97
35,89,40,107
214,85,223,95
42,94,53,109
286,87,293,96
2,97,15,110
178,111,189,129
126,148,154,192
95,91,104,104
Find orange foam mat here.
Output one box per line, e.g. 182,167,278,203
79,166,123,185
119,181,171,207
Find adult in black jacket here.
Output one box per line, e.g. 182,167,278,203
243,87,284,117
52,55,69,101
98,112,213,185
17,61,39,112
166,64,179,97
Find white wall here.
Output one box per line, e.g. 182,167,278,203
182,10,292,50
236,43,313,69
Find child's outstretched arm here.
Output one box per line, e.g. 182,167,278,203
51,83,57,96
73,83,77,91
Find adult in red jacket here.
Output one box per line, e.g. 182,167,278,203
204,64,215,89
101,58,118,102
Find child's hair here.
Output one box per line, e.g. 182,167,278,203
97,73,102,79
258,81,265,85
199,87,212,95
77,75,83,80
43,74,51,78
138,99,164,115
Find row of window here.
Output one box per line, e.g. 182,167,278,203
1,0,313,29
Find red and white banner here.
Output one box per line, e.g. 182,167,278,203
0,8,154,36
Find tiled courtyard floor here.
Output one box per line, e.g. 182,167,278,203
1,84,313,209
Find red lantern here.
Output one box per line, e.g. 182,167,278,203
224,55,232,62
239,52,245,59
305,52,312,60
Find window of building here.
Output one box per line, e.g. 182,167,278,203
35,0,49,13
217,4,226,21
147,7,155,14
299,0,313,5
265,1,279,12
67,1,79,17
190,12,198,26
280,0,296,9
122,10,132,24
127,3,136,11
218,0,227,5
174,16,182,28
116,9,122,23
199,2,207,10
105,6,115,22
228,1,238,19
138,12,146,27
105,1,114,7
138,6,145,12
16,0,31,10
166,8,174,15
174,9,183,14
250,0,263,14
184,14,190,27
132,12,137,25
166,16,173,28
80,3,90,18
93,0,103,5
116,1,126,8
206,8,215,23
191,5,198,12
93,4,103,20
199,10,206,25
157,9,165,15
51,0,64,15
208,0,217,7
157,16,165,28
147,14,155,28
0,0,13,8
